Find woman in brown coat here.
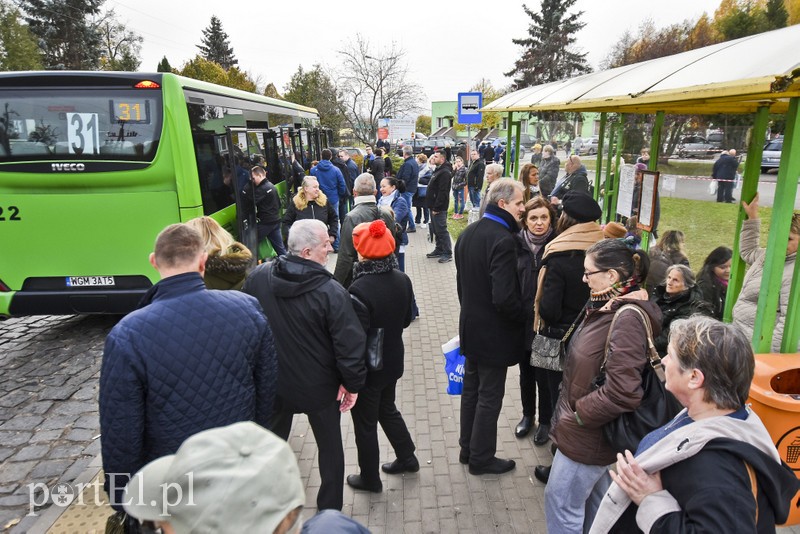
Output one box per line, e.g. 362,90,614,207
542,239,661,534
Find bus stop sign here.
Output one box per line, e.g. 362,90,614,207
458,92,482,124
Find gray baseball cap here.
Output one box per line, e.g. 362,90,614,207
123,421,304,533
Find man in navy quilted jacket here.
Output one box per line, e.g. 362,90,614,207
99,223,278,512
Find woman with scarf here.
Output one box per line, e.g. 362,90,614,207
696,246,732,320
514,197,557,439
378,177,410,271
346,219,417,493
518,162,541,203
185,216,252,290
650,264,712,356
590,316,800,533
543,239,659,534
531,191,605,451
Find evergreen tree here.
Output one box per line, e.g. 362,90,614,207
764,0,788,29
506,0,591,89
284,64,345,141
21,0,104,69
157,56,172,72
197,16,237,70
263,83,282,99
0,1,43,71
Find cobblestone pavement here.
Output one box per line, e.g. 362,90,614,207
0,314,117,532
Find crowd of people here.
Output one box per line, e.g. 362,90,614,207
97,141,800,533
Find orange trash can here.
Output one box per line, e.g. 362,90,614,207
747,353,800,526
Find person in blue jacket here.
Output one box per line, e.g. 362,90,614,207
99,223,277,513
311,148,347,251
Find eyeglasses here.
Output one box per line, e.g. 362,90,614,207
583,269,606,278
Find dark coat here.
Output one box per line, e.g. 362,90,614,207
455,204,525,367
331,156,352,200
334,199,395,287
426,160,452,212
551,166,590,199
538,156,561,196
651,285,712,355
712,152,739,181
696,269,727,320
242,255,367,412
349,258,414,387
100,273,277,509
539,249,590,335
467,159,485,190
282,197,339,239
241,179,280,226
413,170,431,209
396,157,419,193
551,297,663,466
612,439,800,533
344,159,359,191
369,157,385,179
203,242,253,290
517,230,555,349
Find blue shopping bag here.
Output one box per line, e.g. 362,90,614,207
442,336,465,395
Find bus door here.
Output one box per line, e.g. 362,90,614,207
225,127,270,258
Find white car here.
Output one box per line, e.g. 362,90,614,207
761,138,782,173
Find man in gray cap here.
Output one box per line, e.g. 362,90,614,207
123,421,305,534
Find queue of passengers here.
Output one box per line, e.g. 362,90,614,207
98,150,799,533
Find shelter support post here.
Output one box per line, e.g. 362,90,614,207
785,242,800,352
514,119,522,179
602,118,618,223
609,115,625,221
753,97,800,353
724,105,770,323
594,113,607,203
640,111,665,251
506,112,513,177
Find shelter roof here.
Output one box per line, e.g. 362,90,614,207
482,25,800,115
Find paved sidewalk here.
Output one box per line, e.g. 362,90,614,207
29,223,800,533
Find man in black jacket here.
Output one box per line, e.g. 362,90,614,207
243,219,367,511
550,154,590,208
396,145,419,232
241,165,285,256
455,178,526,476
466,149,485,208
712,149,739,203
426,150,454,263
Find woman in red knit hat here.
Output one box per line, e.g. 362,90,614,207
345,220,418,493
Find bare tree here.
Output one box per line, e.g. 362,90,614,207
335,35,424,144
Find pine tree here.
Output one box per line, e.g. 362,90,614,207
20,0,104,69
505,0,591,89
0,1,43,71
157,56,172,72
764,0,788,29
197,15,237,70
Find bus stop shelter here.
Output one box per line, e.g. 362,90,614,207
482,24,800,354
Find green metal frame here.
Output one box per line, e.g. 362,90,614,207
610,115,625,221
594,113,607,203
640,111,665,252
753,97,800,352
602,120,618,223
724,105,770,322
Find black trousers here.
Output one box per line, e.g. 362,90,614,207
459,358,507,466
350,380,416,484
430,210,452,256
716,179,735,202
271,398,344,511
519,351,538,419
535,368,563,426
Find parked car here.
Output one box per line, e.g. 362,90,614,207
761,137,783,173
421,139,447,158
675,135,720,159
332,146,367,159
579,136,600,155
395,138,427,156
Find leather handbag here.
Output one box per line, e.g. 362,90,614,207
350,293,384,372
530,307,585,372
592,304,682,453
364,327,384,371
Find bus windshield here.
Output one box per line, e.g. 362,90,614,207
0,88,162,162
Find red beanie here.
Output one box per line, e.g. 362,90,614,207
353,220,396,260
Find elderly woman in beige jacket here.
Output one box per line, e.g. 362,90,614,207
731,193,799,352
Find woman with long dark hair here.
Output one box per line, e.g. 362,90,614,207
695,246,732,320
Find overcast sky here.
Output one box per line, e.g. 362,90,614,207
112,0,723,111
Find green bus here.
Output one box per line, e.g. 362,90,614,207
0,71,329,317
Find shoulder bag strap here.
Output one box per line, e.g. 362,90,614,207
600,304,662,378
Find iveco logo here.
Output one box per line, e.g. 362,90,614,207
51,163,86,171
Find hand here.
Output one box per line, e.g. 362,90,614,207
337,385,358,412
609,450,662,506
742,193,760,220
329,235,335,244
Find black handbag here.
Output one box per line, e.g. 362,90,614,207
530,306,585,371
593,304,682,453
350,294,384,371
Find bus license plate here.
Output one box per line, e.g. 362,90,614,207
66,276,115,287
